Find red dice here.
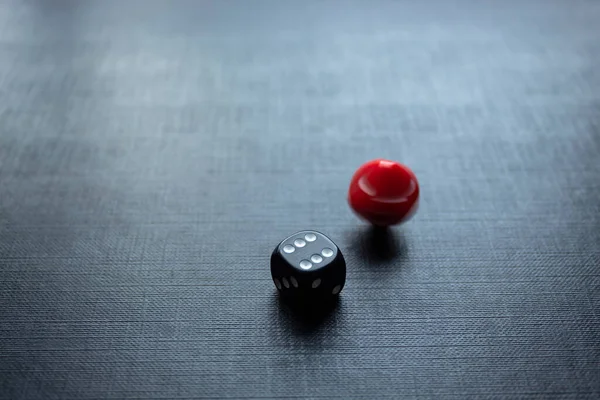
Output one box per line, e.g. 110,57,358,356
348,159,420,227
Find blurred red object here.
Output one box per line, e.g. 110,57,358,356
348,159,419,227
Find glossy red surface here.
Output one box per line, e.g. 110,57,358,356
348,159,420,226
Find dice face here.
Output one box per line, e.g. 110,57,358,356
271,230,346,299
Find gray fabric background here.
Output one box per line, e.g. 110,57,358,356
1,0,599,398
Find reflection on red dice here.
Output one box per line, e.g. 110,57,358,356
348,159,420,227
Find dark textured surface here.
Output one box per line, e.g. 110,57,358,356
1,0,600,398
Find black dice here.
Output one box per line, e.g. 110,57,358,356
271,230,346,300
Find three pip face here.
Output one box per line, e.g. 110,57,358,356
271,230,346,299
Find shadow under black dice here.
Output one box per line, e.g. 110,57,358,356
271,231,346,301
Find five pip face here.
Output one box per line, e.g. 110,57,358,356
270,231,346,300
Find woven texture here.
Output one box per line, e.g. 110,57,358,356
1,0,599,398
